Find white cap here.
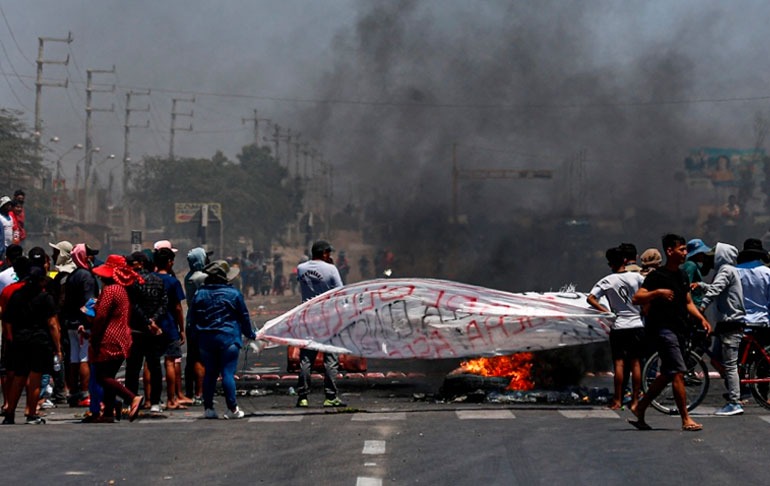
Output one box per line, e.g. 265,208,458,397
153,239,178,253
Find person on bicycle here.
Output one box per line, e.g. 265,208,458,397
630,233,711,432
695,242,746,416
587,246,646,411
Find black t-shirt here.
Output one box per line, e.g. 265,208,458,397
641,267,691,333
60,267,97,328
3,284,57,347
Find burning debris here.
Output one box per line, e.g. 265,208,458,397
457,353,536,391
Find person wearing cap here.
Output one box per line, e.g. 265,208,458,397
2,265,62,424
11,190,25,244
737,238,770,342
154,240,178,253
89,255,144,423
47,241,75,404
694,242,746,416
587,247,646,410
639,248,662,277
153,247,190,409
0,196,14,259
631,234,711,431
682,238,714,309
189,260,255,419
295,240,345,408
618,243,641,273
61,243,99,407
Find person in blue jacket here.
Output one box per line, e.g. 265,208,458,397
189,260,255,420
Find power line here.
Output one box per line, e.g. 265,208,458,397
0,37,30,90
0,57,28,109
0,5,33,65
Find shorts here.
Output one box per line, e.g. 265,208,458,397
609,327,646,361
68,329,90,363
0,339,11,374
10,341,53,375
164,339,182,359
653,328,687,376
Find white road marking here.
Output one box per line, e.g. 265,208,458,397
362,440,386,454
758,416,770,424
356,477,382,486
352,412,406,421
559,409,620,419
456,410,515,420
136,418,196,424
248,415,304,422
364,462,378,467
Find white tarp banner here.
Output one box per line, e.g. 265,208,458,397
256,278,614,359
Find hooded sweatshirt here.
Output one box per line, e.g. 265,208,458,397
699,242,745,323
184,247,208,304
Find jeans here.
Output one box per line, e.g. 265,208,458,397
296,349,339,399
93,359,135,418
720,330,742,404
199,336,240,411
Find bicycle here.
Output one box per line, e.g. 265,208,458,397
641,326,770,414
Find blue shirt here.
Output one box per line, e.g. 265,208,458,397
155,272,186,340
737,260,770,324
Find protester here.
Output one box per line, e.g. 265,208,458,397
123,252,167,416
0,244,23,293
48,240,76,404
183,247,210,404
1,266,62,424
0,256,30,418
630,233,711,432
639,248,662,277
587,247,645,410
0,196,13,259
696,243,747,416
618,242,641,272
89,255,143,423
153,247,190,409
682,238,713,308
295,240,345,408
11,190,26,245
737,238,770,344
189,260,255,419
61,243,98,407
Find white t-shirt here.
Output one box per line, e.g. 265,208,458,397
297,259,343,302
589,271,645,330
0,266,17,294
0,212,12,248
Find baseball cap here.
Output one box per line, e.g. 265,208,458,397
311,240,334,257
28,246,48,268
154,240,178,253
85,244,100,256
0,196,11,208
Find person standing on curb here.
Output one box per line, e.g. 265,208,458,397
295,240,345,408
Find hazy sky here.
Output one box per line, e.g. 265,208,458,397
2,1,770,216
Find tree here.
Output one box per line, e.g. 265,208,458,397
129,144,298,253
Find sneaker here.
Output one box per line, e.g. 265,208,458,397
2,416,14,425
204,408,218,419
223,407,245,420
323,397,346,408
77,397,91,407
296,397,309,408
25,415,47,425
150,404,163,414
192,396,203,406
40,399,56,410
715,403,744,416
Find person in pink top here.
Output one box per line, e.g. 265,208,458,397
89,255,144,423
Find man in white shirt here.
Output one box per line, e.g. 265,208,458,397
587,246,646,410
0,196,13,260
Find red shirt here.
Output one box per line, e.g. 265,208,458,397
90,283,132,362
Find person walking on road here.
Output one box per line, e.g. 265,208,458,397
631,233,711,431
189,260,255,419
295,240,345,408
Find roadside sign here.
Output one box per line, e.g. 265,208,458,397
174,202,222,223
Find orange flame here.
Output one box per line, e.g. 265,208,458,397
459,353,535,390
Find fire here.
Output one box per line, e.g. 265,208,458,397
459,353,535,390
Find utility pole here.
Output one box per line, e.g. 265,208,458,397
34,32,72,160
293,134,303,177
123,90,150,196
123,89,150,230
264,124,281,165
241,109,271,146
169,96,194,159
84,66,115,222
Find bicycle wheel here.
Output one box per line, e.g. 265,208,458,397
642,350,710,415
748,346,770,410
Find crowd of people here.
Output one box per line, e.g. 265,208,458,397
587,234,770,432
0,234,258,424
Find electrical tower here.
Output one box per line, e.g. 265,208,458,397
169,96,194,159
34,32,72,159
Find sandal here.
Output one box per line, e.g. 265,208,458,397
628,419,652,431
682,423,703,432
128,396,144,422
